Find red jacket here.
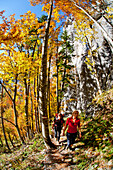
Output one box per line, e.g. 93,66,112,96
66,117,80,133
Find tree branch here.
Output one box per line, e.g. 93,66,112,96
0,80,13,101
0,117,16,127
70,0,113,48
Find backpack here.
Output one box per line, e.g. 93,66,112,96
54,116,64,130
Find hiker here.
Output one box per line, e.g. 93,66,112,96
52,113,65,144
62,110,81,150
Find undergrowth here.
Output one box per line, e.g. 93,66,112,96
0,89,112,170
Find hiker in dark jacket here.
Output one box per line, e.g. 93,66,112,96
52,113,65,144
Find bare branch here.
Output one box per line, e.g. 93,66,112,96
0,117,16,127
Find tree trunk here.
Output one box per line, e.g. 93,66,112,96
30,86,34,138
37,72,41,132
1,85,11,151
0,77,25,145
47,52,52,120
13,75,25,144
56,60,59,113
24,77,30,138
56,40,60,114
40,0,56,149
34,77,37,132
0,138,3,147
8,132,15,148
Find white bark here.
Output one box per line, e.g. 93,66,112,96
70,0,113,49
40,0,55,148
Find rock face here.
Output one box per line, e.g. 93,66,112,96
61,16,113,115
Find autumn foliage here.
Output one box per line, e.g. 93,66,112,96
0,0,112,150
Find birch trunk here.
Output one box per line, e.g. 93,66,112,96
47,52,52,120
40,0,56,148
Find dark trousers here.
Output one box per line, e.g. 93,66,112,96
54,126,61,142
66,132,77,147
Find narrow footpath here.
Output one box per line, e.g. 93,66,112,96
42,136,84,170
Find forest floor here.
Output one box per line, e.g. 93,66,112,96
0,131,112,170
41,134,113,170
42,135,85,170
0,88,113,169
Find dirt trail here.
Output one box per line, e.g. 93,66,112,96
42,136,79,170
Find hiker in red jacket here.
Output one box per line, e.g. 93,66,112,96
62,110,81,150
52,113,65,144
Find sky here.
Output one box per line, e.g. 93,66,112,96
0,0,46,20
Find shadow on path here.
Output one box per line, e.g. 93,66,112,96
42,136,83,169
